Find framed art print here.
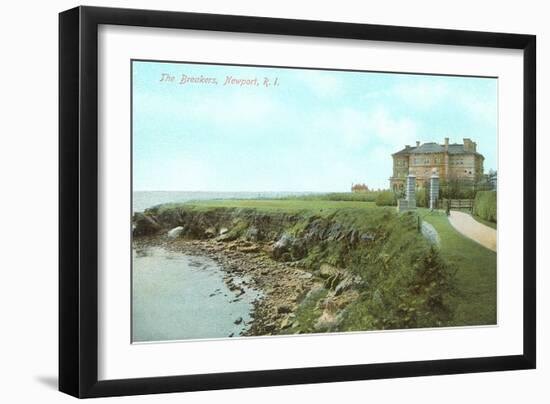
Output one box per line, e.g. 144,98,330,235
59,6,536,398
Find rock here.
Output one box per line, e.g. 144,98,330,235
277,303,293,314
167,226,184,239
319,263,340,279
296,270,313,279
327,222,345,240
280,317,292,329
219,227,229,235
204,227,217,238
238,245,260,253
272,233,293,258
234,317,243,325
280,252,292,262
217,231,238,242
264,323,276,332
132,212,162,236
324,272,343,290
272,233,306,261
421,221,440,246
314,311,338,331
305,285,326,300
334,274,362,296
360,232,375,242
245,226,261,241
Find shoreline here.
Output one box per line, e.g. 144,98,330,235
133,235,320,336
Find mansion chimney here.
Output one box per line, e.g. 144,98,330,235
463,138,474,152
416,141,420,147
444,137,449,151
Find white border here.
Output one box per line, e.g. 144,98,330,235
98,25,523,381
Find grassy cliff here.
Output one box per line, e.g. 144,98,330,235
134,199,460,333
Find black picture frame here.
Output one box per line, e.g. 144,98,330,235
59,6,536,398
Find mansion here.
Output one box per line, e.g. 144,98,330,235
389,138,484,191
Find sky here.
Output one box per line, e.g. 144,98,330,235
132,60,497,192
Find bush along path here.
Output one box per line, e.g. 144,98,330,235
448,211,496,252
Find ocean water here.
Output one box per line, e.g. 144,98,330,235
133,190,314,212
132,247,260,342
132,191,304,342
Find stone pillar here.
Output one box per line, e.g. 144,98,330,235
430,173,439,210
406,173,416,209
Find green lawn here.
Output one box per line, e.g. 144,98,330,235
175,199,377,214
420,209,497,326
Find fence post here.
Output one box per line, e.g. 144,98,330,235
429,172,439,210
406,172,416,210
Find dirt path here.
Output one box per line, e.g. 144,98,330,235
448,211,496,252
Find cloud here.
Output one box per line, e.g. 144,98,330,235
295,70,344,97
361,79,449,110
392,80,449,109
455,93,497,126
303,103,418,150
134,89,286,136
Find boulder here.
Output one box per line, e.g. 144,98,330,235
204,227,217,238
167,226,184,239
319,263,340,279
314,311,338,332
133,213,162,236
245,226,261,242
280,317,292,329
271,233,306,261
277,303,293,314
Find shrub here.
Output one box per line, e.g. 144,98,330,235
280,192,380,202
473,191,497,223
416,188,428,208
375,191,397,206
440,178,476,199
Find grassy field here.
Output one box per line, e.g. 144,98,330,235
167,198,378,214
420,209,497,326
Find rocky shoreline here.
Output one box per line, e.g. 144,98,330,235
132,204,455,334
133,235,321,336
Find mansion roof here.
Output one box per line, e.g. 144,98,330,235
393,142,484,157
